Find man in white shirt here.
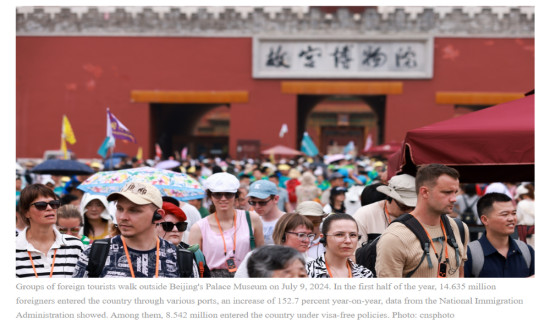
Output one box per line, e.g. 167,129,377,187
247,180,285,245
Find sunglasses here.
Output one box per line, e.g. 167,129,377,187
211,192,236,200
30,200,61,211
248,198,272,207
158,221,188,232
57,226,81,234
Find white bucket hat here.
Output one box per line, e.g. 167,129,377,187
376,174,417,207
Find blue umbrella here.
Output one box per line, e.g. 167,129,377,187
31,159,94,176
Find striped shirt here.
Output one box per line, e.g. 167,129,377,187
16,227,86,278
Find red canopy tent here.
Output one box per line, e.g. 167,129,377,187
388,94,534,183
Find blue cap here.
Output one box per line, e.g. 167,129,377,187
248,180,278,199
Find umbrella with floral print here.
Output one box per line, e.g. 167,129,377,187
77,166,204,201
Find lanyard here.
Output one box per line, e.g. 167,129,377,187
325,257,352,278
383,201,392,225
419,219,449,263
214,211,237,256
121,236,160,278
27,249,57,278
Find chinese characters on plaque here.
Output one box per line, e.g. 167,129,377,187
253,37,433,79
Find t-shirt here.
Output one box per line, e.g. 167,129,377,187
376,217,469,278
261,216,283,245
276,188,289,212
72,235,185,278
353,200,388,249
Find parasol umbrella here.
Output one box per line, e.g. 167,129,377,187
155,159,181,170
324,154,345,164
388,94,534,182
31,159,94,176
77,167,205,201
364,141,403,158
261,145,304,156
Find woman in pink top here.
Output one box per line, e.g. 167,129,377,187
188,172,264,277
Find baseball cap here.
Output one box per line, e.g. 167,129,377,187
204,172,239,193
376,174,417,207
248,180,278,199
107,181,163,208
329,172,344,181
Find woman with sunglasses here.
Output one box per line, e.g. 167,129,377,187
156,199,211,278
56,204,90,245
16,184,85,278
79,193,113,242
188,172,264,277
235,213,315,277
306,213,373,278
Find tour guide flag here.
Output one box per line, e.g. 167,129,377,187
61,115,76,159
301,132,319,157
108,109,137,143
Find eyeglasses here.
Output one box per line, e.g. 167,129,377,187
286,231,315,241
158,221,188,232
248,198,273,207
30,200,61,211
211,192,236,200
325,232,362,241
57,226,81,234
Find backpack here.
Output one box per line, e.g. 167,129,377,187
355,213,465,278
460,196,478,225
86,238,196,278
286,179,300,203
468,239,531,277
178,242,211,278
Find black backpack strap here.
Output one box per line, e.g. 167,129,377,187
393,213,433,277
176,247,195,278
442,215,462,267
86,238,110,278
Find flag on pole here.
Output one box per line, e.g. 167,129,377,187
279,123,288,138
181,147,188,160
301,132,319,157
343,141,355,155
108,108,136,143
155,143,163,160
363,134,373,152
61,115,76,159
97,110,116,158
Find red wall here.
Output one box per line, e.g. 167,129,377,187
16,36,534,159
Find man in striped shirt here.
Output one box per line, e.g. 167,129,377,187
16,184,85,278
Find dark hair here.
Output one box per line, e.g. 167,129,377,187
321,213,358,236
462,184,477,196
247,245,305,278
360,182,387,206
521,184,535,200
415,164,459,194
83,199,108,238
205,189,241,213
60,194,79,205
57,204,83,225
329,187,347,213
272,213,314,245
476,192,513,219
18,184,59,225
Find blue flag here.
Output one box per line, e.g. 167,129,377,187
343,141,355,155
301,132,319,157
97,136,114,158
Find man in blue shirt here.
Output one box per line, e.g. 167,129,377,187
464,192,534,278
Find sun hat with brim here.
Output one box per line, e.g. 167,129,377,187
295,201,326,217
376,174,417,207
203,172,239,193
107,181,163,208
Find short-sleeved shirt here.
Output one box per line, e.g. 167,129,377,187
276,188,289,212
72,235,187,278
464,233,534,278
376,216,469,278
353,200,388,249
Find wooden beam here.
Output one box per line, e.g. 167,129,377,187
281,81,403,95
436,92,525,105
131,91,249,104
